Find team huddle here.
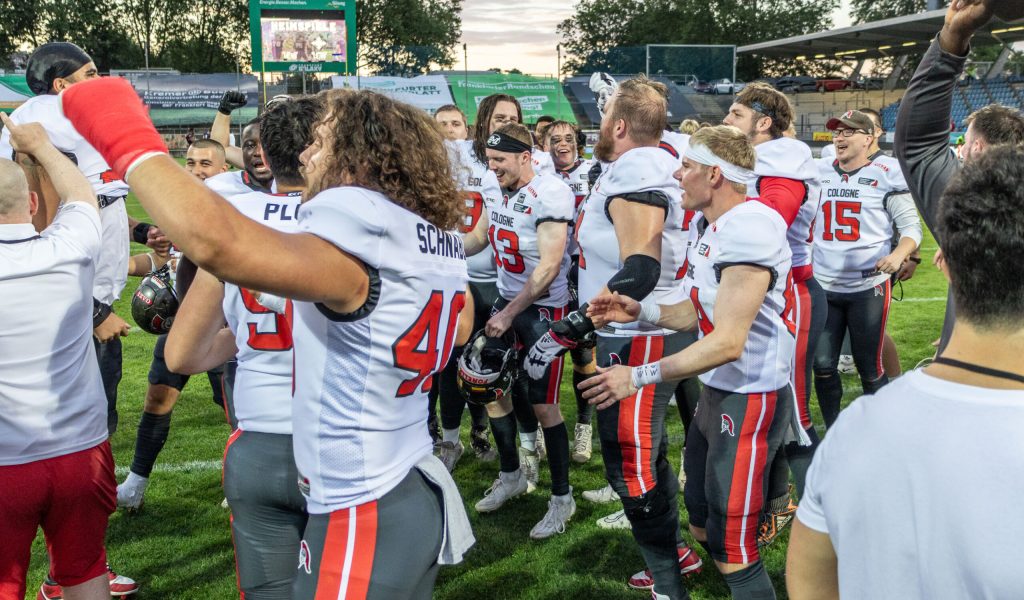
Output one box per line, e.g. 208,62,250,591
3,1,1024,599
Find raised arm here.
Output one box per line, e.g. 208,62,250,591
210,91,246,169
61,78,370,315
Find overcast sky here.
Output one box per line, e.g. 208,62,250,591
454,0,855,75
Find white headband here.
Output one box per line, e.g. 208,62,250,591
684,142,754,184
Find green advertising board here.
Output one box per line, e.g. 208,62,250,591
249,0,357,74
452,74,575,125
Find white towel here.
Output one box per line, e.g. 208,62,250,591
415,454,475,564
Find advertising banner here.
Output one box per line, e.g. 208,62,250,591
331,75,454,113
451,74,575,124
249,0,357,74
130,73,259,110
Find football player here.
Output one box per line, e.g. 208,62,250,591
60,80,475,599
116,138,236,511
813,111,921,426
435,104,469,141
205,119,274,196
546,120,599,463
723,82,822,542
0,41,145,599
584,125,795,600
162,98,318,599
462,122,577,538
526,75,700,599
464,94,544,467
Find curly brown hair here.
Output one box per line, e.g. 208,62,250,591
309,89,463,231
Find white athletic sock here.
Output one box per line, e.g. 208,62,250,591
442,428,460,444
123,471,149,488
520,431,537,452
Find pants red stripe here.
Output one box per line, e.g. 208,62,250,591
724,392,777,564
545,306,567,404
222,428,243,486
793,280,812,429
229,514,245,600
313,502,379,600
618,335,663,496
876,280,892,377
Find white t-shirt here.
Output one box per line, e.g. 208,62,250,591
798,369,1024,599
681,202,794,392
488,173,574,307
221,190,301,435
0,203,107,465
291,187,468,513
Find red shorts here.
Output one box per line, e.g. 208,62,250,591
0,441,116,598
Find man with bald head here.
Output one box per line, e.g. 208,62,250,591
0,115,115,600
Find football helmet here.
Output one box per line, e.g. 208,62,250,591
457,329,517,406
131,264,179,335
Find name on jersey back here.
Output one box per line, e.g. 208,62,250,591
417,223,466,260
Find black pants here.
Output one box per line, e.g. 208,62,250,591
814,280,892,428
94,337,122,435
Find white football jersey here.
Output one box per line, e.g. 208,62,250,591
532,148,556,176
0,95,131,305
205,169,267,198
450,140,499,283
660,131,690,164
576,146,687,337
745,137,822,275
555,158,594,257
0,204,107,465
814,157,909,292
222,190,302,435
291,187,469,513
0,95,128,198
488,173,574,307
682,201,795,392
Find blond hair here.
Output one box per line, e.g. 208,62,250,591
690,125,755,193
494,122,533,147
679,119,700,135
610,75,668,145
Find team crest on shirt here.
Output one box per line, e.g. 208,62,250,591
841,173,850,183
697,243,711,258
858,177,878,187
720,414,735,436
298,540,312,573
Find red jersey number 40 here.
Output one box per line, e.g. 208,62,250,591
392,290,467,397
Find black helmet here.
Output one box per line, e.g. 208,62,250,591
457,329,517,406
131,264,179,335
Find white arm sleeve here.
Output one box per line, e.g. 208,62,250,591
885,192,923,247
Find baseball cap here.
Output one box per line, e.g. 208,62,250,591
826,110,875,135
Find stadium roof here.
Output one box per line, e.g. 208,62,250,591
738,9,1024,60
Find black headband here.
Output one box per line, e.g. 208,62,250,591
486,131,532,154
748,101,777,121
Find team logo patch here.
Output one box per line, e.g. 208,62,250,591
858,177,878,187
538,307,552,322
298,540,312,574
698,243,711,258
608,352,622,366
841,173,850,183
487,134,500,147
720,414,735,436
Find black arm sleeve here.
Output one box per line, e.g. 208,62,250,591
93,298,112,328
894,35,966,246
607,254,661,301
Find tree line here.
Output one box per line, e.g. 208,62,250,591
0,0,929,76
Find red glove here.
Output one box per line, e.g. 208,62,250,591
61,77,168,180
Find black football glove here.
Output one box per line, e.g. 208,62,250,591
218,91,247,115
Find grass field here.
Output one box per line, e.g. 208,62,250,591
21,195,948,600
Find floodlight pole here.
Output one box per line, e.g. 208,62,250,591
557,43,562,118
646,45,650,77
463,43,469,118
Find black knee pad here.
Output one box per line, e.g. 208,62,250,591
622,485,672,522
